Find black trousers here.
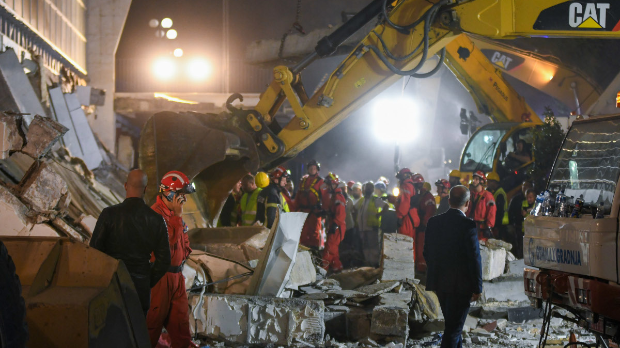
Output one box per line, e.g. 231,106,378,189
130,273,151,317
436,291,471,348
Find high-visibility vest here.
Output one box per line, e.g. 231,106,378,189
493,188,509,226
357,195,381,228
240,188,262,226
264,192,290,213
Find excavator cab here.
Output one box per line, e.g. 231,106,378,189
459,122,538,199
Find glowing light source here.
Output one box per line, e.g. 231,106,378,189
154,93,198,104
549,75,554,81
153,57,176,80
166,29,178,39
161,18,173,28
173,48,184,57
149,19,159,28
372,98,418,143
187,58,212,81
392,187,400,196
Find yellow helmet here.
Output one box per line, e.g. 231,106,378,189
255,172,270,188
449,169,461,178
486,172,500,182
423,182,432,191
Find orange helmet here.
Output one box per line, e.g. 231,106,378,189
160,171,195,194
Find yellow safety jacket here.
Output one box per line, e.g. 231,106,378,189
493,187,509,226
356,195,381,229
240,188,262,226
265,192,290,213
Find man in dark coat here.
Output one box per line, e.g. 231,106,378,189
424,185,483,348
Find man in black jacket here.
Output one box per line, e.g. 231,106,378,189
424,185,482,348
90,169,171,316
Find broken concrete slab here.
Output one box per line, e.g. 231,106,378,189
378,291,413,307
483,277,529,303
506,258,526,277
0,49,46,125
485,238,513,251
190,251,253,294
480,245,506,281
0,185,33,235
22,115,68,159
19,162,69,215
381,233,415,282
203,295,325,346
286,250,316,289
355,281,400,297
346,307,372,341
0,113,24,159
51,217,84,240
329,267,381,290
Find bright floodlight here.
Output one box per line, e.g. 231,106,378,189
153,57,176,80
187,58,211,81
166,29,178,39
161,18,173,28
173,48,184,57
373,98,418,143
149,19,159,28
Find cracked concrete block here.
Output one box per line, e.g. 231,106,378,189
371,304,410,340
346,307,372,341
286,251,316,289
480,245,506,281
204,295,324,346
0,113,23,159
381,234,415,282
485,238,512,251
22,115,68,159
378,291,413,307
356,281,400,296
0,185,33,235
20,162,69,214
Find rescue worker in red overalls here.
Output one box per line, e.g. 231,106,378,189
412,174,437,273
468,170,497,241
321,172,346,272
395,168,420,258
295,160,325,249
147,171,197,348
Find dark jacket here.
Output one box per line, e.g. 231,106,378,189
424,208,483,294
257,183,284,228
508,192,525,226
90,197,171,287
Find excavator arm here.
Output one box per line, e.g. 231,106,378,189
140,0,620,225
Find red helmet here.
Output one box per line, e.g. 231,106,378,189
435,179,450,189
270,166,290,180
324,172,340,185
473,170,487,183
411,173,425,183
396,168,412,179
160,171,195,194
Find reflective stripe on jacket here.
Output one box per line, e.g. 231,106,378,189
493,188,509,225
240,188,262,226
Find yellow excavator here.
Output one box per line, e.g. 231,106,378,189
141,0,616,226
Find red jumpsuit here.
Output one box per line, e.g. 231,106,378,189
294,174,325,249
321,188,346,272
416,191,437,272
396,178,420,258
468,189,497,240
147,196,192,348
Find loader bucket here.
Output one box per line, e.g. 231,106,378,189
139,111,260,226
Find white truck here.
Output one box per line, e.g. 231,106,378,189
524,114,620,345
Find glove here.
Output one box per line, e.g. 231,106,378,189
482,228,493,239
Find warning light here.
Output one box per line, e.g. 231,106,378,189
616,91,620,108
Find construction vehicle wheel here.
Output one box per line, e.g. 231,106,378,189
0,241,28,348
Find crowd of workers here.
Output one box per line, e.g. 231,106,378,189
86,162,536,348
218,160,536,273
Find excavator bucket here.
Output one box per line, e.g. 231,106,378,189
139,111,260,226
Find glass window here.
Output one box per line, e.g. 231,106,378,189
548,118,620,213
460,128,508,173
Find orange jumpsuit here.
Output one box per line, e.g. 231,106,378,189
321,187,346,272
396,178,420,258
147,196,192,348
416,191,436,272
468,189,497,240
295,174,325,249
